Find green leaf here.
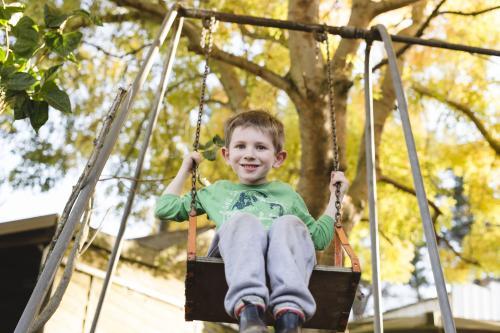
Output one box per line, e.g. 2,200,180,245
44,4,68,29
212,134,225,146
42,64,62,84
202,140,214,150
202,148,217,161
12,34,40,58
12,16,37,36
11,91,29,120
40,81,71,113
14,105,27,120
1,65,19,83
0,3,25,21
69,9,102,26
14,97,30,120
29,101,49,133
45,31,82,57
71,9,91,19
5,72,36,90
11,16,39,58
63,31,82,54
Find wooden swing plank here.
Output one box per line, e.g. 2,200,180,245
185,256,360,331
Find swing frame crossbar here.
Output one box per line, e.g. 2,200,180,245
178,7,500,57
15,3,499,333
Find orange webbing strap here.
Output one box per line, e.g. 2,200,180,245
334,231,343,267
334,223,361,273
187,210,197,261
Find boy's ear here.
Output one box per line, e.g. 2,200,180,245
273,150,287,168
221,147,230,163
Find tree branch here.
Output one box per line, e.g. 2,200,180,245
111,0,166,17
438,6,500,17
379,174,443,217
83,41,152,59
378,174,480,266
206,98,230,107
412,83,500,155
106,0,298,101
99,175,174,183
436,235,481,266
210,60,249,111
372,0,424,17
67,12,145,30
182,21,295,95
100,12,145,23
373,0,448,72
239,24,288,47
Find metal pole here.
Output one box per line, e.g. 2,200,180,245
375,24,456,333
14,6,179,333
89,17,184,333
177,7,500,57
364,40,383,333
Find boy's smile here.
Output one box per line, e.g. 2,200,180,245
222,126,287,185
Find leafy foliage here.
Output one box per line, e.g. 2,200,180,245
0,3,100,132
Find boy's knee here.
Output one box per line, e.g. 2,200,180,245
228,212,260,224
271,215,305,232
224,212,264,233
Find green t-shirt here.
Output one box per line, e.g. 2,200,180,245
155,180,334,250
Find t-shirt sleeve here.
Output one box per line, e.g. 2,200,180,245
292,192,334,251
154,190,206,222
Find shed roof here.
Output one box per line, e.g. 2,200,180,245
0,214,58,236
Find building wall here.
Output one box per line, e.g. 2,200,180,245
451,283,500,321
382,282,500,322
45,265,203,333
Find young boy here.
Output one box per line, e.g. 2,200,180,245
155,110,349,333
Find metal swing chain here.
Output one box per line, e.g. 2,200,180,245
190,16,216,215
324,31,343,225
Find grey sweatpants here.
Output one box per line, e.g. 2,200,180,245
207,212,317,319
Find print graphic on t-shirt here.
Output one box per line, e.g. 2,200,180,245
229,190,284,224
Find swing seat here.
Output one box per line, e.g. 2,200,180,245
185,219,361,332
185,257,360,331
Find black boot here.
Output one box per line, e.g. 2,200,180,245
274,311,304,333
238,302,268,333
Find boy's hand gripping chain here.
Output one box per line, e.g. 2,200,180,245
188,17,216,261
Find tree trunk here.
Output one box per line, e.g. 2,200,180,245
287,0,331,217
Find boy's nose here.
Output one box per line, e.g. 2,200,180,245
243,153,255,160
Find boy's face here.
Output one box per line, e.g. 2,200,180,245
221,126,286,185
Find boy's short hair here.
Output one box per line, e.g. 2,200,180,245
224,110,285,152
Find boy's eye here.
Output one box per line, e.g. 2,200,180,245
234,144,245,149
256,145,267,150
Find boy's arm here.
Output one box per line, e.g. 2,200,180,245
155,152,204,221
163,152,203,195
295,171,349,250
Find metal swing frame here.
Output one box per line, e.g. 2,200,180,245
15,3,500,333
